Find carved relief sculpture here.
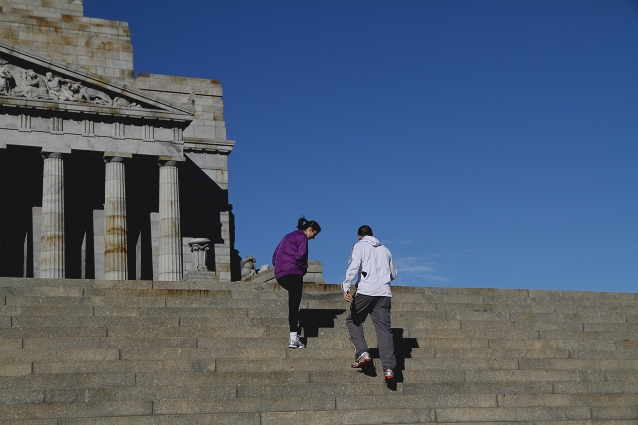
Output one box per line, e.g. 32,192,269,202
0,58,141,108
0,59,16,95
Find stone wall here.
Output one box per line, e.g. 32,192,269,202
0,0,134,80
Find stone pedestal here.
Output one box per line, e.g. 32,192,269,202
158,160,182,281
184,238,217,281
40,152,65,278
104,156,127,280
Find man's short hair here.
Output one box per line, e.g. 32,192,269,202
358,225,373,237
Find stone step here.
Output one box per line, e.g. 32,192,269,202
12,334,626,357
11,316,181,328
0,372,137,390
0,348,120,363
20,336,194,350
1,413,261,425
7,295,168,308
32,359,218,375
5,311,635,337
0,278,638,308
0,413,630,425
2,349,634,377
0,276,634,297
0,337,638,370
0,294,638,323
6,386,636,423
106,326,279,338
0,327,108,338
257,406,592,424
0,400,153,420
0,306,95,316
210,357,525,374
18,336,275,350
6,323,630,348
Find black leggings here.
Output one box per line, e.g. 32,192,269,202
276,274,303,332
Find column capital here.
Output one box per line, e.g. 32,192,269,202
104,152,133,164
157,159,180,168
158,156,186,168
42,151,65,160
104,156,127,164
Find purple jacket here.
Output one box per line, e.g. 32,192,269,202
272,230,308,279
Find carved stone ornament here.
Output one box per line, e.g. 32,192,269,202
0,58,142,108
240,255,257,280
188,238,211,271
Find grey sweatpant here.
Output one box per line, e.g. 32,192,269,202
345,294,396,371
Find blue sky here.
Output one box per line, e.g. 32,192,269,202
85,1,637,293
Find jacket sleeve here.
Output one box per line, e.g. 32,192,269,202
389,252,398,282
293,234,308,272
272,241,281,266
342,243,362,292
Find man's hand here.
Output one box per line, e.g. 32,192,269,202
343,291,352,303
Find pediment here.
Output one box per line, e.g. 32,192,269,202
0,40,195,123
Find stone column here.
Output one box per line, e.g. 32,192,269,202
104,156,128,280
158,160,182,281
40,152,65,278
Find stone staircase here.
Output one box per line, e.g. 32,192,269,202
0,277,636,424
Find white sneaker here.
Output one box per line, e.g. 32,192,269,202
288,338,305,349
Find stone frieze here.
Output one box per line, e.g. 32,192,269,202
0,58,143,109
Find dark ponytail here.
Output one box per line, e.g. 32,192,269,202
297,216,321,234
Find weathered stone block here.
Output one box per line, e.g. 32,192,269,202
0,362,31,376
414,382,547,397
154,397,335,415
43,387,118,404
33,359,215,375
435,406,591,422
261,408,434,425
0,348,119,363
0,400,152,420
591,406,638,420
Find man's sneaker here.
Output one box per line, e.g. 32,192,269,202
288,338,305,349
351,351,372,368
384,369,395,381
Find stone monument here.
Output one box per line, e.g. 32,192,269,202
0,0,238,281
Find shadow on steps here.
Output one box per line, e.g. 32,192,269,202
368,328,419,384
298,309,347,338
299,307,419,384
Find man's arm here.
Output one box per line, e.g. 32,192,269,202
389,252,397,281
342,243,362,300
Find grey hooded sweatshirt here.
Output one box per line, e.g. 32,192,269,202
342,236,397,297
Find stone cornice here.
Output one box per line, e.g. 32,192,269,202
183,137,235,154
0,97,191,122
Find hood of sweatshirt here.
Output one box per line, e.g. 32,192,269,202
362,236,382,247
